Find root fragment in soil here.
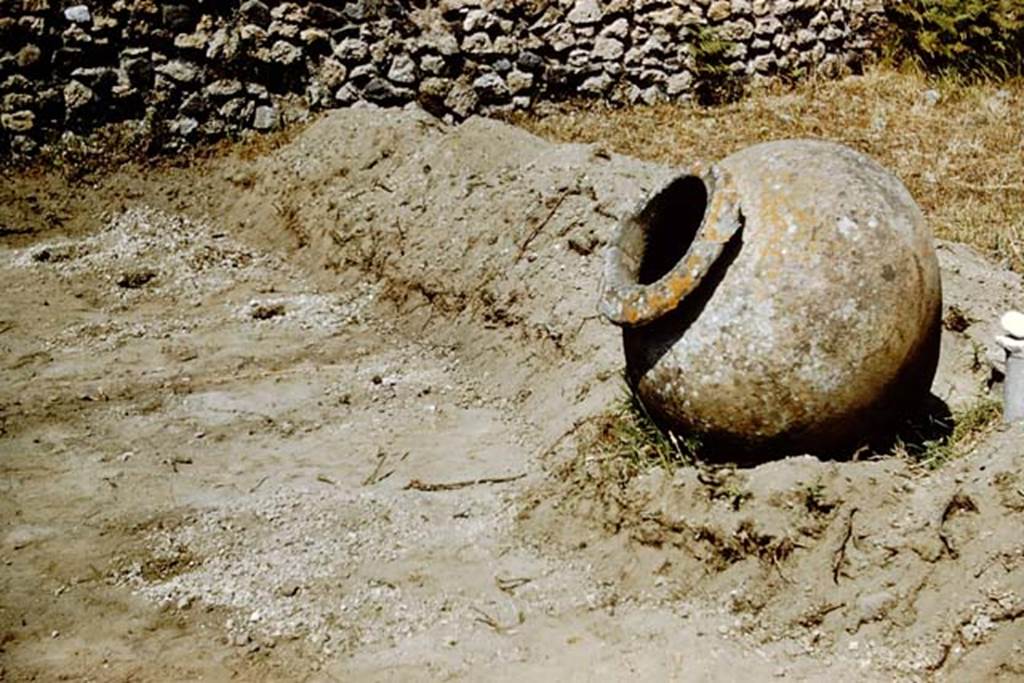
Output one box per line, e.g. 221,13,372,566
404,474,526,492
832,507,858,584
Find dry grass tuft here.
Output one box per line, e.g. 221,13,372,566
591,386,701,472
912,397,1003,470
512,68,1024,270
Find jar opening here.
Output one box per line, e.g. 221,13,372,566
601,165,741,327
637,175,708,285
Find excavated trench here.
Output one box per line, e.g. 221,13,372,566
2,107,1022,680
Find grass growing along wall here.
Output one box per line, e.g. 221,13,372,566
885,0,1024,80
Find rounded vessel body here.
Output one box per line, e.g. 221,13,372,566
601,140,942,455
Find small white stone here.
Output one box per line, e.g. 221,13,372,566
64,5,91,23
1001,311,1024,339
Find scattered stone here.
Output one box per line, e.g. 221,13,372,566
444,81,478,118
666,71,694,95
269,40,302,66
420,54,446,75
580,72,613,94
252,105,279,131
505,70,533,95
419,77,452,100
220,97,254,123
462,32,492,55
1001,311,1024,339
205,79,243,98
316,58,348,90
387,54,417,85
115,268,157,289
601,18,629,39
276,583,301,598
121,55,154,86
16,45,42,69
155,60,200,84
473,72,509,102
70,67,118,92
568,0,602,24
363,77,404,103
348,63,378,83
179,89,208,114
593,36,625,61
206,28,241,61
169,116,200,138
333,38,368,63
246,82,269,100
517,51,544,71
174,31,209,51
239,23,268,45
334,83,359,105
162,5,193,31
708,0,732,20
63,80,94,114
1,111,35,132
299,27,329,47
250,301,286,320
239,0,272,26
63,5,91,24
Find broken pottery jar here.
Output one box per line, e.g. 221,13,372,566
601,140,942,456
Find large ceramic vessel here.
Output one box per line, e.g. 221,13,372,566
600,140,942,456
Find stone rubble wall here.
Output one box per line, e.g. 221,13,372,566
0,0,887,157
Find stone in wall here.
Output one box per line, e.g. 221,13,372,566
0,0,887,159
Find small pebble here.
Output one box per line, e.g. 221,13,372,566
1001,311,1024,339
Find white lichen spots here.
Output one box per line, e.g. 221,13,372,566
837,215,858,239
837,299,858,320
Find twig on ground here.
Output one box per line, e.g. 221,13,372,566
471,603,524,633
162,456,193,474
248,475,269,494
362,450,408,486
832,507,857,584
517,187,574,261
938,492,978,559
496,575,533,594
404,473,525,492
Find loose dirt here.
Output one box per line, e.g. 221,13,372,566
1,106,1021,681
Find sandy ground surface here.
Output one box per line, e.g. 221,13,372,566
2,107,1023,681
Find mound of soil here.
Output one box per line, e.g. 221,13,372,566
1,107,1020,680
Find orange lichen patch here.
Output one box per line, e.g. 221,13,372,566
664,270,697,301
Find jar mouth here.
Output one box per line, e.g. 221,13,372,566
600,163,742,327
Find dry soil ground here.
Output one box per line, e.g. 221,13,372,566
1,104,1023,681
